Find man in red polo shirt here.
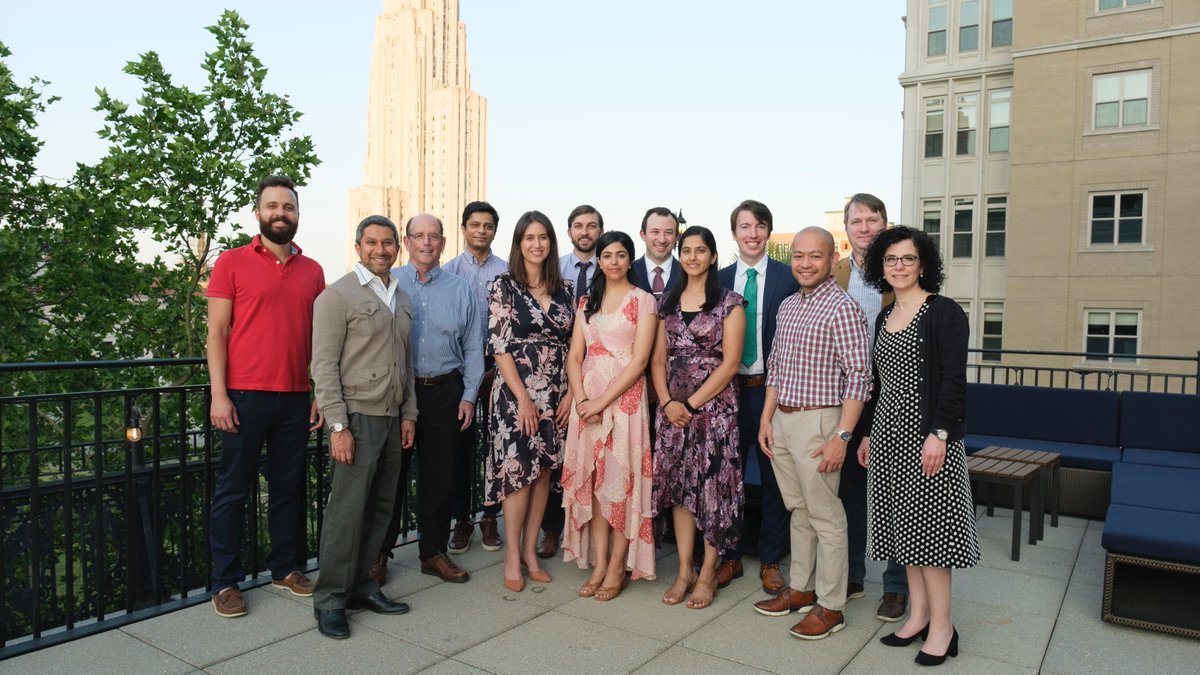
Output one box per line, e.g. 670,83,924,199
206,175,327,618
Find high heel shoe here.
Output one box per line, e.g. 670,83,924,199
521,563,551,584
503,575,525,593
880,623,929,647
914,627,958,666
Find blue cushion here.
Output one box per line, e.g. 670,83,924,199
1122,447,1200,470
964,433,1121,470
966,384,1119,446
1110,462,1200,513
1120,392,1200,454
1102,504,1200,565
744,447,762,487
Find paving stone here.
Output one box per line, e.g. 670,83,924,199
953,564,1067,619
206,622,441,674
939,597,1056,670
972,528,1083,581
633,644,775,674
557,573,739,643
1058,574,1104,624
2,629,193,674
844,632,1037,675
1042,612,1200,673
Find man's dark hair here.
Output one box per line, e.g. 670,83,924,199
567,204,604,230
843,193,888,226
862,226,945,294
729,199,772,234
640,206,678,233
256,174,298,208
461,201,499,229
355,215,399,244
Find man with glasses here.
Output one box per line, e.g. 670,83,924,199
376,213,482,583
832,193,908,624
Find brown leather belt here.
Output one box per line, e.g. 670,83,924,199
778,404,836,413
738,374,766,388
416,371,461,387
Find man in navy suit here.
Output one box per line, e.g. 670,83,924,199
718,199,800,594
632,207,681,299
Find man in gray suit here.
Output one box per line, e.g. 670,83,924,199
310,215,418,639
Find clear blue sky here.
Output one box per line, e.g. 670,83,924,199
3,0,906,276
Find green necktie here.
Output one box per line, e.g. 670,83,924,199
742,268,758,367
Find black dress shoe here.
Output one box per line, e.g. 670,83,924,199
314,608,349,639
348,590,410,615
915,627,959,666
880,623,929,647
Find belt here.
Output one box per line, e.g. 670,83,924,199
778,404,837,414
738,374,766,388
415,371,461,387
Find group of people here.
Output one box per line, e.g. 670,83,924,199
205,175,980,666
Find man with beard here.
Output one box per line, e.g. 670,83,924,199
540,204,605,558
311,215,417,639
206,175,327,618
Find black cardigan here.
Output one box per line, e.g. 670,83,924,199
856,294,969,442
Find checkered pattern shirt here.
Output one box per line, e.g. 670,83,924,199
766,277,872,408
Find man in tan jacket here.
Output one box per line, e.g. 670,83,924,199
310,215,418,639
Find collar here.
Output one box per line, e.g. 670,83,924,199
464,250,496,267
735,254,769,279
567,251,595,268
645,256,674,276
354,262,395,288
801,276,838,299
399,262,442,284
251,234,300,256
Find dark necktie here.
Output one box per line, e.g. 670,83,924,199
576,261,592,300
652,266,664,295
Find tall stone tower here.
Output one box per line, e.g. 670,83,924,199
347,0,487,267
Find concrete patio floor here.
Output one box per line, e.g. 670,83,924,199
4,509,1197,674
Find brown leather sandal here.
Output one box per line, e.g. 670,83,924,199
662,574,697,606
687,577,717,609
594,574,630,602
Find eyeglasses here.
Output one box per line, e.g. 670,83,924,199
883,254,919,267
407,233,443,243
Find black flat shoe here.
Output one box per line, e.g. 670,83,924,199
314,608,350,639
915,627,959,666
880,623,930,647
348,590,410,615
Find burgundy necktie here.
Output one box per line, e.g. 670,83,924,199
652,266,665,295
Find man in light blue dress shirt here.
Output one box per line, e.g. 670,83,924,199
374,213,482,584
441,201,508,555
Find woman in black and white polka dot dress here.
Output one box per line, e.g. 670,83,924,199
856,226,979,666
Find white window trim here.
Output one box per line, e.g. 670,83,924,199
1091,69,1152,131
1078,309,1143,367
1086,189,1147,247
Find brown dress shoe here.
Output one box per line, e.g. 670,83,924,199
480,516,502,552
715,559,744,589
536,531,559,559
759,563,786,594
847,582,866,599
789,604,845,640
212,587,246,618
271,571,315,597
421,552,470,583
448,520,474,555
368,553,388,585
753,588,817,617
876,592,908,622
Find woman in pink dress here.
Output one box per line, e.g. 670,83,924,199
562,231,658,600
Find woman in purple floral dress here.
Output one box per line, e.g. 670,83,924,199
651,226,746,610
485,211,575,592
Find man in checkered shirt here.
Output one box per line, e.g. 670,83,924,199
751,226,872,641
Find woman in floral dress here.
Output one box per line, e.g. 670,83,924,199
562,231,659,600
651,226,746,609
486,210,575,593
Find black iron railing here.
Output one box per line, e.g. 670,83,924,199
967,348,1199,394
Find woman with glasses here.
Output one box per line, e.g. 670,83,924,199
562,231,658,600
650,226,745,610
856,226,979,666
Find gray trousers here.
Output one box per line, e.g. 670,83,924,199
313,413,404,610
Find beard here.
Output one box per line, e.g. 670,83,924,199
573,237,596,254
259,214,298,245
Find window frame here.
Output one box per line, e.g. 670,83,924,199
982,301,1003,362
991,0,1013,47
1088,190,1146,246
925,97,946,159
1092,70,1151,130
1098,0,1152,11
952,197,974,259
988,89,1011,153
922,200,943,249
985,196,1006,257
928,0,948,57
956,93,978,156
1084,310,1141,363
959,0,980,53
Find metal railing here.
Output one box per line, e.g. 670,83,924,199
966,348,1199,394
0,359,487,659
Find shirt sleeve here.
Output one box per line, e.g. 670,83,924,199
460,283,483,403
207,251,235,299
931,300,969,432
833,300,873,403
311,289,349,427
486,277,514,357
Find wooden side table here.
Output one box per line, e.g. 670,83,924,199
975,446,1062,540
967,456,1042,561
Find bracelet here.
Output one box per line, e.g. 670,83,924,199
664,399,678,410
576,398,589,408
683,400,699,414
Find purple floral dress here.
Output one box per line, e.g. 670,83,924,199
652,288,745,551
485,274,575,504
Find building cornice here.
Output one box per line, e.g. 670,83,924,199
898,62,1013,87
1011,23,1200,59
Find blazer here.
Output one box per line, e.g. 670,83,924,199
718,257,800,370
857,294,969,440
632,256,681,296
311,272,419,428
832,257,895,311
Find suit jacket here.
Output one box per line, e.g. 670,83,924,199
833,257,894,315
632,256,681,296
719,257,800,371
311,272,419,428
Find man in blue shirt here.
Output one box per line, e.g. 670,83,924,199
376,213,483,584
441,201,508,555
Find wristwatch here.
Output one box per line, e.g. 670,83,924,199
933,428,949,441
330,422,347,434
834,428,853,442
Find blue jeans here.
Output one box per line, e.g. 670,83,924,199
209,390,310,593
726,384,788,565
840,431,908,594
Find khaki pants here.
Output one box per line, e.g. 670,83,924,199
768,406,848,611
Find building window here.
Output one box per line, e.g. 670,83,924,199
959,0,980,52
1085,310,1140,362
922,200,943,247
1099,0,1152,10
925,97,945,158
929,1,947,57
956,93,977,156
953,198,973,258
1094,70,1149,129
992,0,1013,47
1090,192,1144,245
988,89,1010,153
985,196,1006,256
982,301,1003,362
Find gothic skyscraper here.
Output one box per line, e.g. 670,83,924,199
347,0,487,266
